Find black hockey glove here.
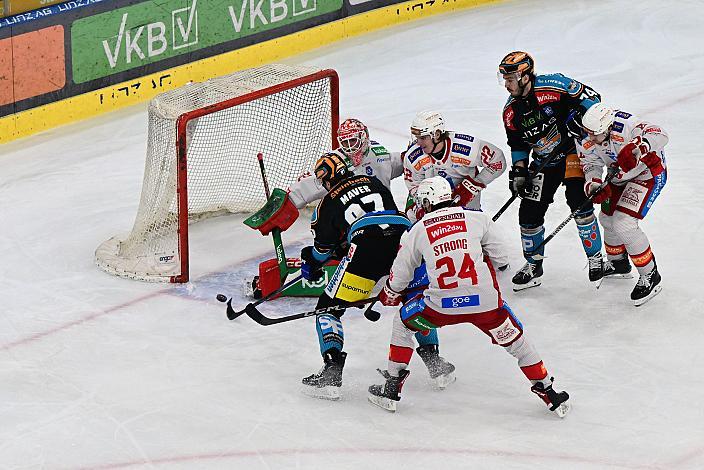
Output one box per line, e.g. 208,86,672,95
565,109,587,140
300,246,324,282
508,165,530,197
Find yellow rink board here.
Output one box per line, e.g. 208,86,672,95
0,0,502,144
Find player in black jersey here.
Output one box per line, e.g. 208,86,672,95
499,51,605,290
300,151,454,399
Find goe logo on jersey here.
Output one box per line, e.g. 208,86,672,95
441,294,480,309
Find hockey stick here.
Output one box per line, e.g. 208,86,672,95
244,296,380,326
257,152,288,284
219,273,304,320
492,153,561,223
527,167,619,258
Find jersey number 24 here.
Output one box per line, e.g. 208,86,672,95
437,253,478,289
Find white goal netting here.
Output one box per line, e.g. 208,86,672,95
96,63,337,282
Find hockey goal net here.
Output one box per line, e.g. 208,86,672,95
95,63,339,282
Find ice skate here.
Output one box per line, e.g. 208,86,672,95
631,265,662,306
416,344,456,389
302,350,346,400
530,377,571,418
587,252,606,283
368,369,410,412
602,256,633,280
512,261,543,291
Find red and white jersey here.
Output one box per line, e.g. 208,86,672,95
576,110,668,185
403,131,506,210
388,206,509,315
288,141,403,208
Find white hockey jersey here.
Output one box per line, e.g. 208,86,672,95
576,110,668,185
403,131,506,210
288,141,403,208
388,206,509,315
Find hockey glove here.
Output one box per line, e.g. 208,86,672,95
453,176,485,206
640,152,665,176
565,109,586,140
508,165,530,197
300,246,324,282
405,201,425,223
617,136,650,172
584,178,611,204
379,281,402,306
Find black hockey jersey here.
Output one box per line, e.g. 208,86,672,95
311,175,407,254
502,73,600,167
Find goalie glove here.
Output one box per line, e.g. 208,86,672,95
453,176,485,206
300,246,325,282
379,281,402,306
584,177,611,204
617,136,650,173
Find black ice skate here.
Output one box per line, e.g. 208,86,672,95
416,344,456,389
368,369,410,412
302,350,347,400
530,377,571,418
512,261,543,291
602,256,633,280
631,264,662,306
587,252,606,283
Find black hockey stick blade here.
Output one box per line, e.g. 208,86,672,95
226,299,248,321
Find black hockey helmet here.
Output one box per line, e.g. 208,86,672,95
314,150,350,186
499,51,535,77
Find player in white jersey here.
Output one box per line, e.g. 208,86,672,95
367,176,570,416
575,103,667,306
287,118,404,210
403,111,506,222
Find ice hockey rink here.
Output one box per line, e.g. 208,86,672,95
2,0,703,468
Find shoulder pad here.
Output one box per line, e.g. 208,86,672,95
370,144,389,156
451,142,472,156
452,132,475,142
405,146,424,163
535,73,572,92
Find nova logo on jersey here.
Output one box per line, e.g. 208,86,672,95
535,91,560,105
454,133,474,142
452,143,472,155
426,221,466,243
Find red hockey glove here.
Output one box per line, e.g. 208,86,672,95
617,136,650,172
453,176,486,206
379,281,402,306
584,178,611,204
640,152,665,176
405,202,425,223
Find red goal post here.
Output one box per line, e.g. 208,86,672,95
95,64,340,282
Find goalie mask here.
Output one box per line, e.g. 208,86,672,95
581,103,615,136
337,118,370,167
314,150,350,188
415,176,452,212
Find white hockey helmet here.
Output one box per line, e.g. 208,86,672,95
410,110,446,139
581,103,615,135
415,176,453,211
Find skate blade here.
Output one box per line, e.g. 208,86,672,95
593,278,604,290
368,394,397,412
433,372,457,390
603,273,634,280
302,385,341,401
513,278,542,292
633,285,662,307
552,401,571,418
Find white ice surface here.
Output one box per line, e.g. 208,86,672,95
1,0,703,468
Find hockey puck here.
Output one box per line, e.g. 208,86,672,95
216,294,228,303
364,307,381,322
